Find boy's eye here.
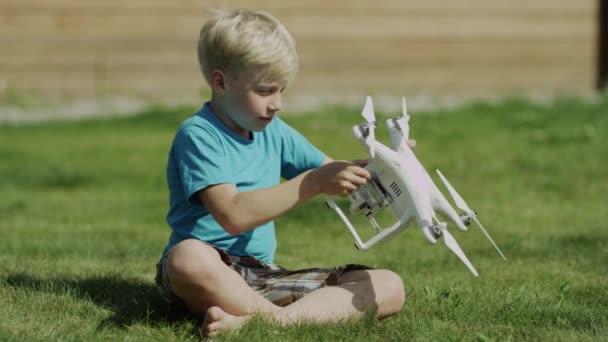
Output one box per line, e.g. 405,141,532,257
255,85,285,95
257,88,277,96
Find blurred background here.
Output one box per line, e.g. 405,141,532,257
0,0,605,120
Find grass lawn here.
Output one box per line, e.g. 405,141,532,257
1,95,607,341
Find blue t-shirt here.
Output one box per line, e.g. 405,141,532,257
163,102,325,263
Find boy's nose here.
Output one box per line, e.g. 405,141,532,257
269,94,282,112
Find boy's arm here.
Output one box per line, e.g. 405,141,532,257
198,160,369,235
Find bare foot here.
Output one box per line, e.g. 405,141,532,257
201,306,250,337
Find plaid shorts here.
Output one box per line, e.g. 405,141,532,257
155,243,371,308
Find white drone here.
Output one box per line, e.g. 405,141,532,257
325,96,506,276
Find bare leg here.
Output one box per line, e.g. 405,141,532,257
203,269,406,337
165,239,280,317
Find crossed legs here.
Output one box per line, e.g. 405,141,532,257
165,239,406,336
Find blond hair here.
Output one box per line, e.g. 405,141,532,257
198,9,298,85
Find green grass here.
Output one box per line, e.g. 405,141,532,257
1,95,607,341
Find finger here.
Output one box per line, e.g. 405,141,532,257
350,159,368,167
346,174,368,187
339,180,359,192
407,139,416,148
349,166,371,180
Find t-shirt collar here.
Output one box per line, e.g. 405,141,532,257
200,102,256,145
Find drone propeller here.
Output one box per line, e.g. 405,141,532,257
436,169,507,261
361,96,376,158
435,223,479,276
398,97,411,141
402,97,409,117
436,169,471,212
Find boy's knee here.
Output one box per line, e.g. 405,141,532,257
383,270,406,308
372,270,406,316
343,269,406,313
166,239,225,284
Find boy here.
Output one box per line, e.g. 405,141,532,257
155,9,408,337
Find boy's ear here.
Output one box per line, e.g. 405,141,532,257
210,69,227,95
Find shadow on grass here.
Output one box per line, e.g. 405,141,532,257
3,273,197,330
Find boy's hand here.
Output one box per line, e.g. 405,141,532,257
312,160,371,196
311,138,415,197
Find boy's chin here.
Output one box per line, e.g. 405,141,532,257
251,126,267,133
251,121,271,131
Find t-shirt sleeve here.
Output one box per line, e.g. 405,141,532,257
173,125,232,205
277,118,326,180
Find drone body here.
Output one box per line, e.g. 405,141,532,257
326,97,506,276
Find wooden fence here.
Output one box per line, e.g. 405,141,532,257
0,0,600,109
